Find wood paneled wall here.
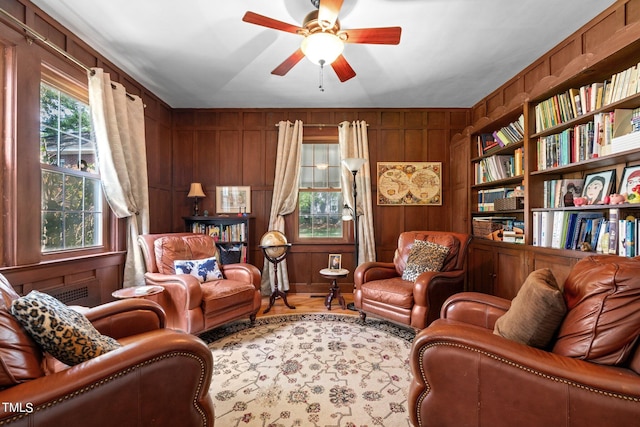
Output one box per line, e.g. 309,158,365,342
169,109,470,292
0,0,172,305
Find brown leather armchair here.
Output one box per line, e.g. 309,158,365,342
409,255,640,427
354,231,471,329
0,274,214,427
138,232,261,334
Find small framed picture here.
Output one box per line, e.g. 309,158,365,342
328,254,342,270
216,186,251,214
582,170,616,204
618,165,640,195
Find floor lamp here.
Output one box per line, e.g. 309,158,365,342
342,157,366,311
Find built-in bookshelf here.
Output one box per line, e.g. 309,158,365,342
183,216,254,264
527,58,640,258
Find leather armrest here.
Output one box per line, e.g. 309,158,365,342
221,263,261,289
440,292,511,330
0,329,214,426
84,299,166,338
354,262,398,288
143,272,203,310
410,319,640,413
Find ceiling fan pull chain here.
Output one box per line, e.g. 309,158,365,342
319,59,325,92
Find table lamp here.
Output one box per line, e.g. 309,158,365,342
187,182,206,216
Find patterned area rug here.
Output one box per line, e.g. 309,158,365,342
201,314,415,427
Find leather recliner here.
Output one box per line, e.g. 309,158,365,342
138,232,261,334
354,231,471,329
409,255,640,427
0,273,215,427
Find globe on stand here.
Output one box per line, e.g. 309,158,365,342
260,230,295,314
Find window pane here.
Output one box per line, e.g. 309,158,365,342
300,167,313,188
64,175,83,211
42,212,62,251
328,167,341,188
84,213,101,246
313,167,328,188
84,178,101,211
42,170,63,210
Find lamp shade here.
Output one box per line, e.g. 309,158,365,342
301,32,344,65
342,158,367,172
187,183,206,198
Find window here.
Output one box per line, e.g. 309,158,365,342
40,78,103,252
298,142,345,239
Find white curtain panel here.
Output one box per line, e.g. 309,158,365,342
261,120,303,294
88,68,150,288
339,120,376,265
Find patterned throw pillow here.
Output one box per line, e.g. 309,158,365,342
401,240,450,282
174,256,223,283
10,291,121,366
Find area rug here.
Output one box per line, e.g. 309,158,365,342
202,314,415,427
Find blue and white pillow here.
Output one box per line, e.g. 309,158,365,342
174,257,223,283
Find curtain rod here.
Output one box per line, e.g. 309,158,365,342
0,7,139,103
275,123,368,128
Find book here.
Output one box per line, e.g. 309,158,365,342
595,220,609,253
608,208,620,254
563,213,579,249
551,211,568,249
540,211,554,248
571,212,604,250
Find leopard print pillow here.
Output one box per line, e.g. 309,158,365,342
10,291,121,366
401,239,450,282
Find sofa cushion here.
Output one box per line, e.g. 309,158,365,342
494,268,566,348
174,256,223,283
0,277,44,389
401,240,450,282
10,291,121,366
552,255,640,366
154,236,191,274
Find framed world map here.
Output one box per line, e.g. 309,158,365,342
377,162,442,206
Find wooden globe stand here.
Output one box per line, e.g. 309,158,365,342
261,243,295,314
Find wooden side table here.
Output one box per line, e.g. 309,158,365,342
319,268,349,310
112,285,164,299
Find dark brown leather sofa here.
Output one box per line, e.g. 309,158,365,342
409,255,640,427
138,232,261,334
354,231,471,329
0,274,215,427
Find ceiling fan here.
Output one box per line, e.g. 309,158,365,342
242,0,402,84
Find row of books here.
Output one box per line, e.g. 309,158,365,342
477,187,510,212
474,150,524,184
190,222,247,242
542,178,584,208
476,114,525,156
535,108,638,171
532,209,637,256
534,61,640,133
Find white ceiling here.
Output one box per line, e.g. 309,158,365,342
30,0,616,109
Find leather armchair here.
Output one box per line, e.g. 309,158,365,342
138,232,261,334
0,274,214,427
409,255,640,427
354,231,471,329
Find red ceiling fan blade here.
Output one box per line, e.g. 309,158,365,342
272,49,306,76
343,27,402,44
242,11,303,35
331,55,356,82
318,0,344,29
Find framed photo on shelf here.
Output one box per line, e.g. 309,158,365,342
328,254,342,270
618,165,640,195
377,162,442,206
216,186,251,214
582,170,615,205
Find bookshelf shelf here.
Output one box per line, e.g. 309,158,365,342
183,216,254,264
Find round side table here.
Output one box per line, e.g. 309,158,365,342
112,285,163,299
319,268,349,310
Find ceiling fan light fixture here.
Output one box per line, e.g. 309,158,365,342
300,32,344,65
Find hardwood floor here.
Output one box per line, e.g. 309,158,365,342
256,292,357,318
